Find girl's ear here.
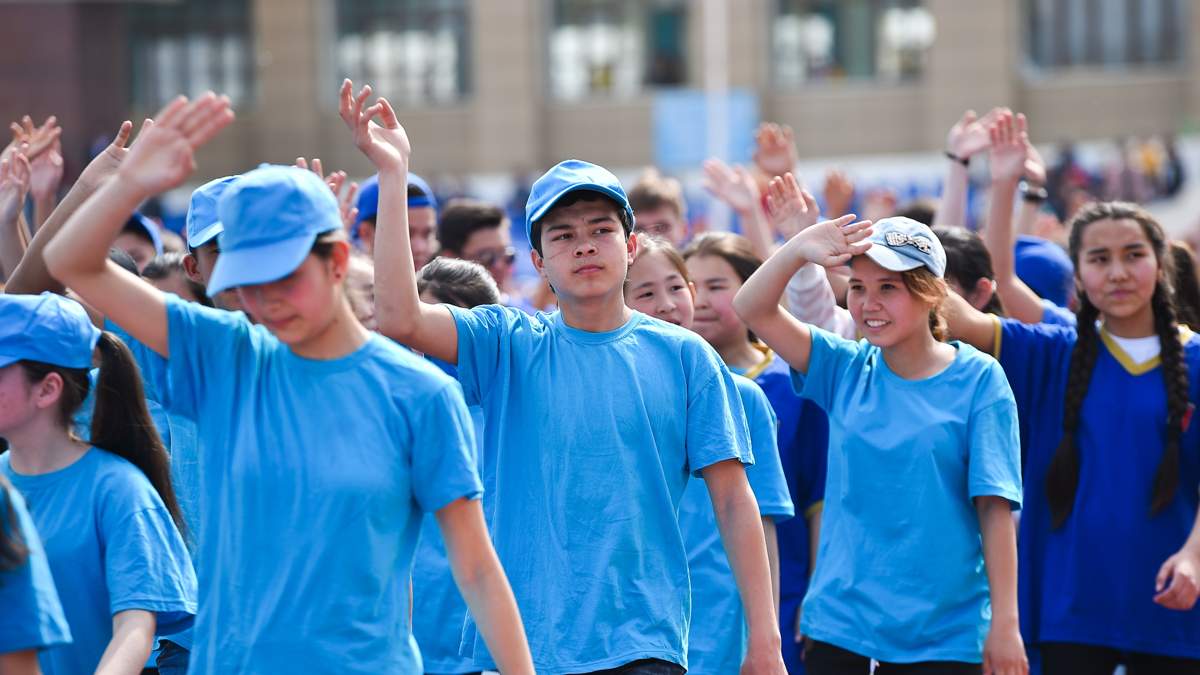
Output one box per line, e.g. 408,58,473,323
327,240,353,282
32,371,65,411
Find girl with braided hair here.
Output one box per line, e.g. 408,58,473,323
948,201,1200,673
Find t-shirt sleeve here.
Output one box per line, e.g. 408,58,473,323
967,363,1024,509
101,491,197,636
410,382,484,513
1040,299,1078,328
791,401,829,518
163,294,257,420
0,486,72,653
789,326,863,411
685,347,753,476
995,317,1075,437
741,383,795,521
447,304,519,407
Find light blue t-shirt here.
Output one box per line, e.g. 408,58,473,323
678,374,794,675
0,481,71,655
793,328,1022,663
0,449,196,675
160,295,481,674
449,305,751,673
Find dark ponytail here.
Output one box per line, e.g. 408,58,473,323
91,332,185,535
0,475,28,571
1047,201,1188,527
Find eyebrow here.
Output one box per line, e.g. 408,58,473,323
632,273,684,291
1085,242,1148,255
847,276,901,283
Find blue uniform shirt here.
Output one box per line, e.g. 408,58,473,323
159,295,482,674
449,305,751,673
0,482,71,655
793,328,1022,663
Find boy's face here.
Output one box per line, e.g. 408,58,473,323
113,232,157,272
634,205,688,247
533,199,633,303
185,243,244,313
408,206,438,269
460,225,514,289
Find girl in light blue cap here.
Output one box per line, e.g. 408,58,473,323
42,93,533,675
0,292,196,675
735,198,1026,674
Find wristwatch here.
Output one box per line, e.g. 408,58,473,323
1020,182,1048,203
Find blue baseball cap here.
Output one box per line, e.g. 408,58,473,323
863,216,947,278
1015,234,1074,308
524,160,635,247
207,165,341,296
186,175,239,250
126,212,164,257
0,293,100,370
354,172,437,229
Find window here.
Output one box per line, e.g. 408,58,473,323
334,0,470,106
772,0,935,86
128,0,255,108
549,0,687,102
1025,0,1184,70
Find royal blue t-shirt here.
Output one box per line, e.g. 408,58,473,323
793,328,1022,663
0,481,71,655
449,305,751,673
158,296,482,674
678,374,794,674
1,449,196,675
996,318,1200,658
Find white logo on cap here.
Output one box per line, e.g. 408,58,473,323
884,231,934,255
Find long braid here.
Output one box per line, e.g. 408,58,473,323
1150,282,1188,515
1046,295,1101,528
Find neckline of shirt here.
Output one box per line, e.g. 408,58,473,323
551,310,643,345
873,341,965,387
2,445,97,488
278,332,385,373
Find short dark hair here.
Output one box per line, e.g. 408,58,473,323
895,198,938,226
417,257,501,308
108,248,140,276
121,216,157,247
530,191,632,256
142,252,213,307
438,199,506,253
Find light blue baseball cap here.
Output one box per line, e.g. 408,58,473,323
354,172,436,227
186,175,239,250
0,293,100,370
207,165,341,296
524,160,635,248
126,212,164,257
863,216,947,278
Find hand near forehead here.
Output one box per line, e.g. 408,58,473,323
338,79,410,171
765,172,820,240
790,214,873,268
117,93,235,196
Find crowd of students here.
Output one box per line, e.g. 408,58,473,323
0,81,1198,675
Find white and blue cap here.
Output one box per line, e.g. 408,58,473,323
863,216,947,278
186,175,239,250
525,159,635,246
0,293,100,369
207,165,341,296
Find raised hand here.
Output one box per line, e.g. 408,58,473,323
988,111,1028,185
338,79,410,170
1023,133,1047,187
703,158,760,215
765,173,820,240
753,122,798,178
5,115,61,165
947,108,1006,162
822,169,854,221
117,93,235,196
0,151,31,225
790,213,873,268
29,136,64,203
297,157,360,230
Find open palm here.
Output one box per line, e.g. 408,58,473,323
0,152,31,224
118,94,235,195
703,158,759,214
339,79,411,170
793,214,873,267
766,172,820,239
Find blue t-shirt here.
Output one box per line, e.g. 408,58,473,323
1039,299,1077,328
678,374,794,674
0,449,196,675
449,305,751,673
0,482,71,655
793,328,1022,663
996,319,1200,658
745,350,828,675
159,296,481,674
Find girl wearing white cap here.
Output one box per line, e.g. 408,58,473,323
734,212,1026,674
0,292,195,675
40,94,532,675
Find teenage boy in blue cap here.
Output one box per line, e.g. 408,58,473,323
355,171,438,266
182,175,242,312
341,79,786,674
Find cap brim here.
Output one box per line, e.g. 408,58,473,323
206,233,318,296
863,245,924,273
526,184,632,243
0,354,18,369
187,222,224,250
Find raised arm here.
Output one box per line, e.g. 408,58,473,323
703,158,774,260
0,151,31,278
338,79,458,362
984,112,1046,324
934,108,1002,228
43,95,234,357
734,209,869,375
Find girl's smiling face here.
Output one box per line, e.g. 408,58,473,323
624,248,694,328
846,255,934,348
686,254,749,349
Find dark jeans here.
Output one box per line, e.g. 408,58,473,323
575,658,686,675
1041,642,1200,675
806,640,981,675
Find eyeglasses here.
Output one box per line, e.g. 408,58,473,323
469,246,516,268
